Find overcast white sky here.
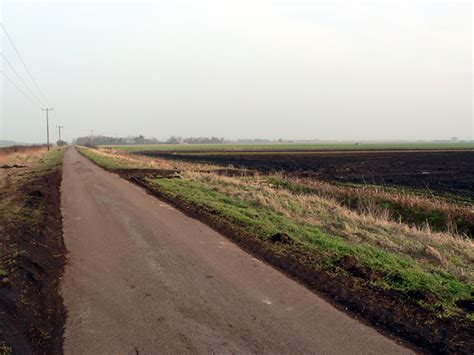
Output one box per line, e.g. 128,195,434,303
0,0,472,143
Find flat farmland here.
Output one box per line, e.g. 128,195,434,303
137,149,474,200
108,142,474,152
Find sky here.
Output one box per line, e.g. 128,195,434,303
0,0,472,143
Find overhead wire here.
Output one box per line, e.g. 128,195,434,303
0,23,50,106
0,52,45,106
50,108,58,126
0,70,38,106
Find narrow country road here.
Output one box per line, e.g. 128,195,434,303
60,147,411,354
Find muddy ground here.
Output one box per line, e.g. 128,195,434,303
139,150,474,199
0,165,65,353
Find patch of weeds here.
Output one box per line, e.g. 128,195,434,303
266,176,310,194
37,149,65,171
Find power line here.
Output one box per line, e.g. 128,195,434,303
0,52,45,106
0,70,37,106
0,23,50,106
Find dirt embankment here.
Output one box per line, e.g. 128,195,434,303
117,168,473,354
0,164,66,353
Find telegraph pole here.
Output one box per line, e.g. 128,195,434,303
57,125,64,142
41,108,54,150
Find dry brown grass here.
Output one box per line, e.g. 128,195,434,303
0,147,62,209
0,146,46,163
0,147,53,197
286,176,474,234
100,147,234,172
185,171,474,282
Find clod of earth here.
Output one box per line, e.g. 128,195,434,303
456,299,474,312
28,190,45,198
337,255,358,269
407,290,438,305
0,164,26,169
271,233,293,244
336,255,383,282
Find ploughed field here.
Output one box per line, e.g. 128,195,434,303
138,150,474,200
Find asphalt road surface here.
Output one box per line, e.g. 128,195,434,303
60,148,411,354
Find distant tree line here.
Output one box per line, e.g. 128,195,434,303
73,135,227,146
166,136,225,144
45,134,474,147
72,135,159,146
72,135,326,146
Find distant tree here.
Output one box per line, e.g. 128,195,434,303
84,142,98,148
181,136,225,144
167,136,182,144
135,135,146,144
57,140,68,146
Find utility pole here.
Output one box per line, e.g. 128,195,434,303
57,125,64,142
41,108,54,150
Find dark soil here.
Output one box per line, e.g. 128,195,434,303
0,165,27,169
270,232,293,244
139,150,474,199
0,168,66,354
114,168,180,179
116,169,474,354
